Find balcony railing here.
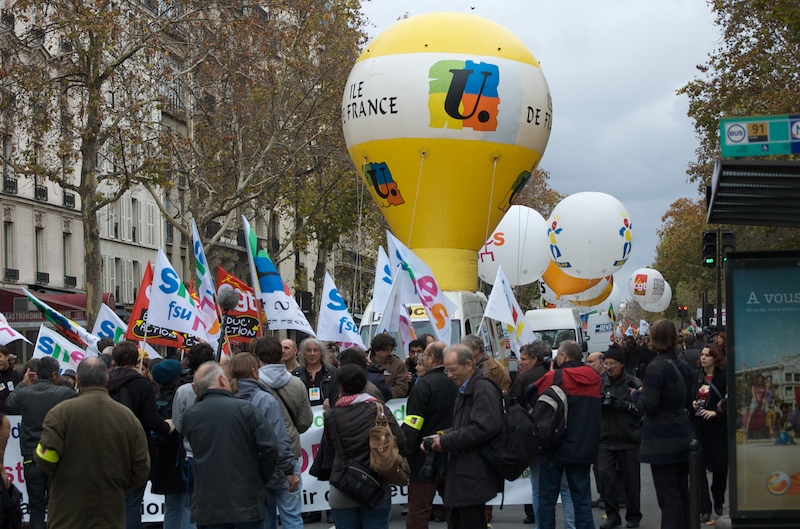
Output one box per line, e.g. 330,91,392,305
2,177,16,194
3,268,18,281
35,271,49,284
63,191,75,209
64,275,76,288
34,184,47,201
1,9,14,27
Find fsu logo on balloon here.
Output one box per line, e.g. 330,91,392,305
428,60,500,131
615,216,633,266
364,162,404,207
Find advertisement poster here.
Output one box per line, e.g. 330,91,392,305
729,252,800,515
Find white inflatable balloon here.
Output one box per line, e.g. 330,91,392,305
571,277,622,313
539,282,573,308
546,192,633,279
478,206,551,286
628,268,666,306
561,276,613,306
641,281,672,313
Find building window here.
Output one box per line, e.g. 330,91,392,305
63,232,71,276
3,221,12,270
146,203,157,246
35,225,45,274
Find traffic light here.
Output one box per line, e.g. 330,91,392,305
676,305,682,317
721,231,736,261
702,230,717,268
677,305,688,317
683,306,689,318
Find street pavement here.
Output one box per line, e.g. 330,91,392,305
298,465,732,529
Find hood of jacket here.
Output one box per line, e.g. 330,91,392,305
259,364,291,389
106,366,143,392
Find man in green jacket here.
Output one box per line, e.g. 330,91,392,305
35,357,150,529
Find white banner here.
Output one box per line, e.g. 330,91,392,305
32,325,86,372
147,249,209,342
316,273,365,349
372,246,393,317
91,304,161,359
386,232,456,343
0,312,31,345
4,400,533,523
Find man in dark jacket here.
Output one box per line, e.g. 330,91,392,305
182,361,279,527
106,340,172,529
402,341,458,529
6,357,75,529
0,345,21,412
679,333,701,369
429,344,502,529
532,340,601,529
598,348,643,529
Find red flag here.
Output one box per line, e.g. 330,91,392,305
217,265,260,344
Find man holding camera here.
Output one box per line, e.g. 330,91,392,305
598,347,643,529
402,341,458,529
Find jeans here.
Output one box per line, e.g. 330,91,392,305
538,457,591,529
265,458,303,529
529,461,575,529
197,523,265,529
331,497,392,529
24,460,48,529
125,484,146,529
164,491,195,529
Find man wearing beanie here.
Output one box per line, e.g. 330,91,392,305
598,345,643,529
150,359,190,529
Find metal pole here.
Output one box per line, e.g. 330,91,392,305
716,229,722,330
689,439,701,529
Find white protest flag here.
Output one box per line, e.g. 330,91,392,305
0,312,31,346
386,231,456,343
242,216,315,335
147,249,210,343
398,310,415,358
91,303,161,359
33,325,86,373
316,273,365,349
375,267,404,335
372,246,394,315
386,237,423,306
483,266,536,353
191,220,223,352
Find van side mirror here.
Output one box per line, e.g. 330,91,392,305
581,341,588,353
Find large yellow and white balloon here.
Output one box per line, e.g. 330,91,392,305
342,13,552,291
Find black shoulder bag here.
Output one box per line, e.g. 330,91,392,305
328,410,385,509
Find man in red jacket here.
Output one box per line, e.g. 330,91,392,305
533,340,601,529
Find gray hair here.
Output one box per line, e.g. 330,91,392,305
559,340,583,362
444,343,474,367
193,362,225,393
298,338,332,370
460,334,484,355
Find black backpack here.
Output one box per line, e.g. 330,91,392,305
530,369,569,452
479,379,540,481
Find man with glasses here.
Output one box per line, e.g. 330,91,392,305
369,334,409,398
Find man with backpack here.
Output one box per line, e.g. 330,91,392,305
531,340,601,529
107,340,174,529
426,344,503,529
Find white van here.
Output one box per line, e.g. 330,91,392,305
358,290,507,361
585,313,615,353
524,307,588,356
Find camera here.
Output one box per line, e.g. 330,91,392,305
422,437,435,452
602,391,614,407
697,399,707,409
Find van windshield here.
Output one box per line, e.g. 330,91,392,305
359,321,462,349
533,329,577,351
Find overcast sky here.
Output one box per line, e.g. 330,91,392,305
358,0,720,301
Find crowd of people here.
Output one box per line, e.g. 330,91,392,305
0,320,732,529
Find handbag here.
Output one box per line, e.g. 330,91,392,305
328,410,385,509
369,402,410,485
0,478,23,529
